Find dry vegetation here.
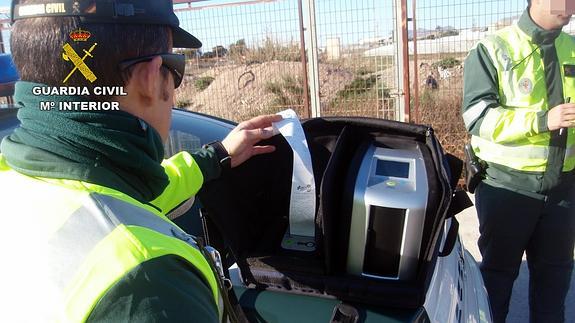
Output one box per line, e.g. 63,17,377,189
415,56,468,161
174,39,468,161
175,60,356,121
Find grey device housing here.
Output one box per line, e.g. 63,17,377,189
347,145,428,281
198,117,458,309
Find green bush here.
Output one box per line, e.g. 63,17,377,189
242,37,301,64
194,76,215,91
265,81,283,97
337,75,389,99
356,66,375,76
175,99,192,109
229,39,248,58
265,75,304,108
432,57,461,69
439,29,459,37
419,88,437,107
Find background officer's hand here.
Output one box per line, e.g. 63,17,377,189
547,103,575,131
222,114,283,168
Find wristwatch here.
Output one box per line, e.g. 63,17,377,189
205,141,232,171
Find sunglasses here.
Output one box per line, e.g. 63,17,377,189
118,53,185,88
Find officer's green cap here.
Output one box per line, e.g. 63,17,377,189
10,0,202,48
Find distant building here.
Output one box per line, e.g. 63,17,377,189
326,38,341,60
359,37,386,46
487,15,519,32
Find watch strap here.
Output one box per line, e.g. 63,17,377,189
205,141,231,171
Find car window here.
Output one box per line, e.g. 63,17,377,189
164,130,203,157
164,110,233,158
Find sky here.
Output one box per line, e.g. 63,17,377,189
1,0,527,53
174,0,526,50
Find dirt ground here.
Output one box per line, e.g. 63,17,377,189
174,56,471,165
176,60,355,121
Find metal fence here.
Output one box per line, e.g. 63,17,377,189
173,0,398,121
173,0,307,121
169,0,537,160
314,0,396,119
407,0,524,158
1,1,569,159
408,0,547,158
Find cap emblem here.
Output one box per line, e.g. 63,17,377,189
69,28,91,42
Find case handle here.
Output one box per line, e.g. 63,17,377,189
330,303,359,323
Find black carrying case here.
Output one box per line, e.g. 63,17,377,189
198,117,461,309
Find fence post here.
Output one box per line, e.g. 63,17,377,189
304,0,321,118
394,0,410,122
297,0,311,119
412,0,419,124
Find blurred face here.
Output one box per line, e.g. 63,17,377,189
531,0,574,29
546,0,575,15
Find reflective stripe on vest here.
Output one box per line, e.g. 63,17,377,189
60,193,220,322
463,100,490,128
473,25,575,172
0,161,221,322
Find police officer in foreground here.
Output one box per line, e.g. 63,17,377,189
0,0,281,321
462,0,575,322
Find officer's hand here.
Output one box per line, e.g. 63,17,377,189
221,114,283,168
547,103,575,131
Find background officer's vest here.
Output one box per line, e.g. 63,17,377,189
472,24,575,172
0,164,220,322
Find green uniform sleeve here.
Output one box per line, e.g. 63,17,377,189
151,147,221,214
87,255,219,323
462,42,548,142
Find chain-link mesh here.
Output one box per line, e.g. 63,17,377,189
314,0,396,119
174,0,305,121
3,1,574,163
411,0,526,160
173,0,401,122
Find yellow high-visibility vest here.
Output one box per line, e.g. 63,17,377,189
0,152,221,322
470,24,575,172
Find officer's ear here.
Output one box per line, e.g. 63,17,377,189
125,56,163,104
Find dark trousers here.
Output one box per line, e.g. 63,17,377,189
475,182,575,323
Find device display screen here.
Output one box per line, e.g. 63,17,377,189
375,159,410,178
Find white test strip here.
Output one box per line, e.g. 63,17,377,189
273,109,316,237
